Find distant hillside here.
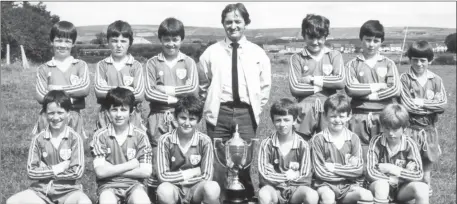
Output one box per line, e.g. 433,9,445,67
76,25,456,43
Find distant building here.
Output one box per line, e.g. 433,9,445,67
132,37,152,44
390,44,403,52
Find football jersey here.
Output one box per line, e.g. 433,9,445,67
94,54,145,105
27,126,85,181
311,128,364,183
258,132,312,187
345,54,401,110
289,47,345,102
35,57,90,110
148,129,213,187
91,124,152,189
400,69,447,126
366,134,423,184
145,52,198,112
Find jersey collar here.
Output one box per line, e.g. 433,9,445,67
104,54,134,65
406,68,435,80
300,46,331,57
157,52,186,62
46,56,79,67
379,134,408,155
322,128,352,143
43,126,70,139
170,129,199,147
107,123,135,138
355,53,385,62
271,132,300,149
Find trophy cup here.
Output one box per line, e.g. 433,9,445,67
214,124,258,204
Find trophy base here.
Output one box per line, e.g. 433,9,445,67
224,189,248,204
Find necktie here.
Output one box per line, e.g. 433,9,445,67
231,42,240,104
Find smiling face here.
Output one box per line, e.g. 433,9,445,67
176,111,198,136
325,110,351,133
304,34,326,54
222,9,246,42
273,114,296,137
108,105,130,128
410,57,430,76
160,35,182,57
108,35,130,59
46,102,69,131
51,37,74,59
361,35,382,57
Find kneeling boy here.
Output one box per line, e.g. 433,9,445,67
258,98,318,204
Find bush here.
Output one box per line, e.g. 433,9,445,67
433,55,456,65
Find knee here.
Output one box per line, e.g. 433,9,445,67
156,183,177,204
77,196,93,204
298,186,319,203
370,180,390,197
258,187,274,204
99,190,117,204
358,188,374,202
412,182,429,200
6,196,18,204
129,188,151,204
317,187,335,204
203,181,221,200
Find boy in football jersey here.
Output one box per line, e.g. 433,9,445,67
34,20,90,139
289,14,345,141
153,95,220,204
7,90,91,204
91,87,152,204
311,94,373,204
367,104,428,204
400,40,447,195
258,98,318,204
94,20,145,130
345,20,401,160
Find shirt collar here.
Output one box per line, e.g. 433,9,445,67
356,53,385,62
271,132,300,149
107,123,135,138
43,126,70,139
322,128,352,143
157,52,186,62
380,134,408,153
103,54,134,65
46,56,79,67
300,46,331,57
170,129,199,147
406,68,435,80
224,35,248,48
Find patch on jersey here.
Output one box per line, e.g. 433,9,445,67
158,71,164,76
359,71,364,77
127,148,136,160
176,68,187,80
42,152,48,158
426,89,435,100
60,149,72,160
190,154,201,165
171,156,176,162
123,76,134,86
70,74,80,85
303,65,309,71
289,162,299,171
376,67,388,78
435,92,443,100
395,159,406,168
322,64,333,75
406,161,417,171
274,159,279,164
48,72,52,77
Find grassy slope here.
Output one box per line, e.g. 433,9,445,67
1,57,455,203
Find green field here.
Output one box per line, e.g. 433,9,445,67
1,56,455,203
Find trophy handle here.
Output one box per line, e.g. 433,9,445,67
213,138,227,168
241,138,259,170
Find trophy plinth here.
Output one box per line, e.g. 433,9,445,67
214,124,257,204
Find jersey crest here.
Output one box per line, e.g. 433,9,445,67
322,64,333,76
123,76,134,86
176,68,187,80
303,65,309,72
60,149,72,160
289,162,299,171
70,74,81,85
395,159,406,168
127,148,136,160
42,152,48,158
376,67,388,78
426,89,435,100
359,71,364,77
190,154,201,165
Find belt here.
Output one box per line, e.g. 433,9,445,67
221,102,250,108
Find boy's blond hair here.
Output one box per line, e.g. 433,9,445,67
380,104,409,129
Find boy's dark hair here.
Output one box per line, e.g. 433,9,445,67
174,95,204,122
406,40,434,62
221,3,251,25
107,20,134,46
50,21,77,44
158,17,185,40
324,93,352,115
270,98,300,121
380,104,409,130
359,20,385,42
301,14,330,39
42,90,72,112
103,87,135,113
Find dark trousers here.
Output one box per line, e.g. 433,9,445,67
206,103,257,201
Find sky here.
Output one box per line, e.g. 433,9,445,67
40,2,457,29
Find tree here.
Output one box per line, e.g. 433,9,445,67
445,33,456,53
1,2,60,63
90,32,107,47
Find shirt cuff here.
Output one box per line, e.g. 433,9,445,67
314,76,324,87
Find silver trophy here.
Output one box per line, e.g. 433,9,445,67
214,124,257,203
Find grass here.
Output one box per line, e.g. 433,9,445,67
1,55,456,204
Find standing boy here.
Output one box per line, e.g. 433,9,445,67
345,20,401,159
7,90,91,204
91,87,152,204
367,104,428,204
289,14,345,141
258,98,318,204
400,40,447,195
311,94,373,204
94,20,145,130
34,21,90,139
153,95,220,204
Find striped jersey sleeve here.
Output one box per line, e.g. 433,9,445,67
311,133,345,182
332,133,364,178
59,60,90,98
400,73,426,114
293,138,313,184
345,59,373,97
90,128,109,158
27,133,55,179
376,59,401,100
186,133,214,184
258,137,288,186
322,51,345,89
144,58,172,104
131,61,145,103
366,136,390,182
398,137,423,181
156,133,185,183
134,129,152,164
94,60,116,99
289,54,315,97
174,58,198,96
35,64,50,103
55,129,85,180
422,75,447,112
